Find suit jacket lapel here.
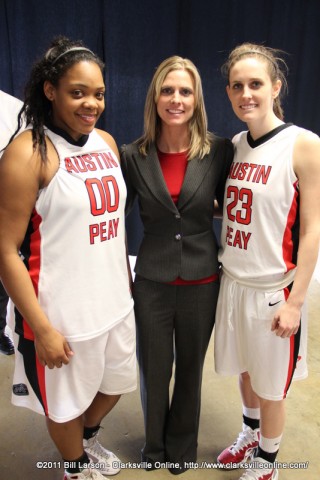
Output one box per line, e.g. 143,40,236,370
178,152,214,209
134,143,178,214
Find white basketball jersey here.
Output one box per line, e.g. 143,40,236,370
17,128,133,341
219,125,306,284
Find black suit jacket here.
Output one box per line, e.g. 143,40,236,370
120,136,233,282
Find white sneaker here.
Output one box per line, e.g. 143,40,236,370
63,468,110,479
239,456,278,480
83,435,121,476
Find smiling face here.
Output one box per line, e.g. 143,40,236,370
226,57,281,133
156,69,195,129
44,60,105,140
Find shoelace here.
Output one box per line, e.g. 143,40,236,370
88,438,111,460
241,466,275,480
230,429,255,454
240,457,276,480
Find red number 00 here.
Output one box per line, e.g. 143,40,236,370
85,176,119,216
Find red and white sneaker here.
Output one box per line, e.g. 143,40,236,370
238,456,278,479
217,424,260,469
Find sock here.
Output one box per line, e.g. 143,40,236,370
64,452,90,473
83,424,100,440
259,433,282,453
255,446,278,463
242,406,260,431
243,406,260,420
255,434,282,463
243,414,260,431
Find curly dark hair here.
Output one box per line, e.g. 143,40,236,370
11,36,104,162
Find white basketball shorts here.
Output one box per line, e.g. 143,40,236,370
11,308,137,422
214,274,307,400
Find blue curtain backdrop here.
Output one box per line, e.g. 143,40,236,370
1,0,320,252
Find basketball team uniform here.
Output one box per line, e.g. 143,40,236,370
10,127,136,421
214,124,310,401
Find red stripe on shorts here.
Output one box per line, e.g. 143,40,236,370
36,357,49,416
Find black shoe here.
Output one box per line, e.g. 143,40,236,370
141,452,160,471
168,464,189,475
0,332,15,355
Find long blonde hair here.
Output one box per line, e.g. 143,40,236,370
221,43,288,120
138,56,212,160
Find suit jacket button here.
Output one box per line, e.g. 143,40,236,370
175,213,181,219
175,234,182,241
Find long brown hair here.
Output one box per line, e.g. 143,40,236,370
221,43,288,120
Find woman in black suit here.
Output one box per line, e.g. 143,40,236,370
121,56,233,474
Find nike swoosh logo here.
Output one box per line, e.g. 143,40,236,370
268,300,281,306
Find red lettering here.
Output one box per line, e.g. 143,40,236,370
89,219,120,244
233,229,242,248
225,227,252,250
74,156,88,173
256,165,272,184
89,224,100,244
82,154,97,171
65,157,79,173
226,225,234,246
242,231,251,249
228,162,271,184
245,164,258,182
90,153,104,170
86,178,106,215
100,221,107,242
101,176,119,213
102,152,118,168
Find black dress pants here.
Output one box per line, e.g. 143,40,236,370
133,276,219,469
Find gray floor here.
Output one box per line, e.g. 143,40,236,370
0,279,319,480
